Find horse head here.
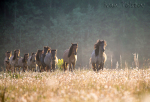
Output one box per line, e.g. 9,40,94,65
36,50,43,61
68,43,78,57
5,51,12,60
94,40,107,56
51,49,57,60
30,52,36,62
43,46,50,55
13,49,20,60
23,53,29,63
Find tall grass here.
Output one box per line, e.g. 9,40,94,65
0,68,150,102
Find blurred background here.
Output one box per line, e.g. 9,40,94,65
0,0,150,70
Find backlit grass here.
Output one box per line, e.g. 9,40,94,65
0,68,150,102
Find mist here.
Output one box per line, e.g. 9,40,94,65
0,0,150,69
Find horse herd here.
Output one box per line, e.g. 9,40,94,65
4,39,107,73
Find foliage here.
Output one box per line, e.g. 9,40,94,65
57,59,63,71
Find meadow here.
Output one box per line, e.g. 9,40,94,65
0,68,150,102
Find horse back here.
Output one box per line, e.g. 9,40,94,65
63,49,69,63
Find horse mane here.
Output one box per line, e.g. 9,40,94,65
13,50,16,60
47,47,51,53
36,50,42,61
68,45,74,57
13,49,20,60
51,49,57,59
22,54,28,63
68,44,78,57
94,40,101,56
94,40,107,56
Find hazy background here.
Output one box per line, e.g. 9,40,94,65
0,0,150,70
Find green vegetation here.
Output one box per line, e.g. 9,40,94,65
57,59,64,70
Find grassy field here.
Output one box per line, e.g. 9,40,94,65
0,68,150,102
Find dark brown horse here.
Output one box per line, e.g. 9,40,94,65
40,46,50,71
18,53,29,72
4,51,12,72
9,49,20,72
91,40,107,71
36,50,43,72
51,49,58,71
63,43,78,72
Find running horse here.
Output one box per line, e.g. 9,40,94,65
27,52,37,72
63,43,78,72
9,49,20,72
44,49,58,72
91,40,107,71
51,49,58,71
36,50,43,72
18,53,29,72
4,51,12,72
40,46,50,71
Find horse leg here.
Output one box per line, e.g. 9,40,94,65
52,64,55,72
39,66,42,72
66,63,68,70
69,62,72,72
72,62,75,71
92,63,96,71
99,63,104,70
14,66,16,73
101,63,104,70
96,61,99,72
18,67,20,74
23,67,25,72
63,61,66,72
97,64,101,72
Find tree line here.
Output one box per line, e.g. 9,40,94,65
0,0,150,70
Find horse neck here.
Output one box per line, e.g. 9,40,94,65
70,51,75,57
44,50,47,55
99,49,104,57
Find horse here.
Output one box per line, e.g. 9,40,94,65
4,51,12,72
51,49,58,71
91,40,107,71
36,50,43,72
63,43,78,72
18,53,29,72
27,52,37,72
44,49,58,72
9,49,20,72
40,46,50,71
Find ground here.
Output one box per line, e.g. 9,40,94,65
0,68,150,102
